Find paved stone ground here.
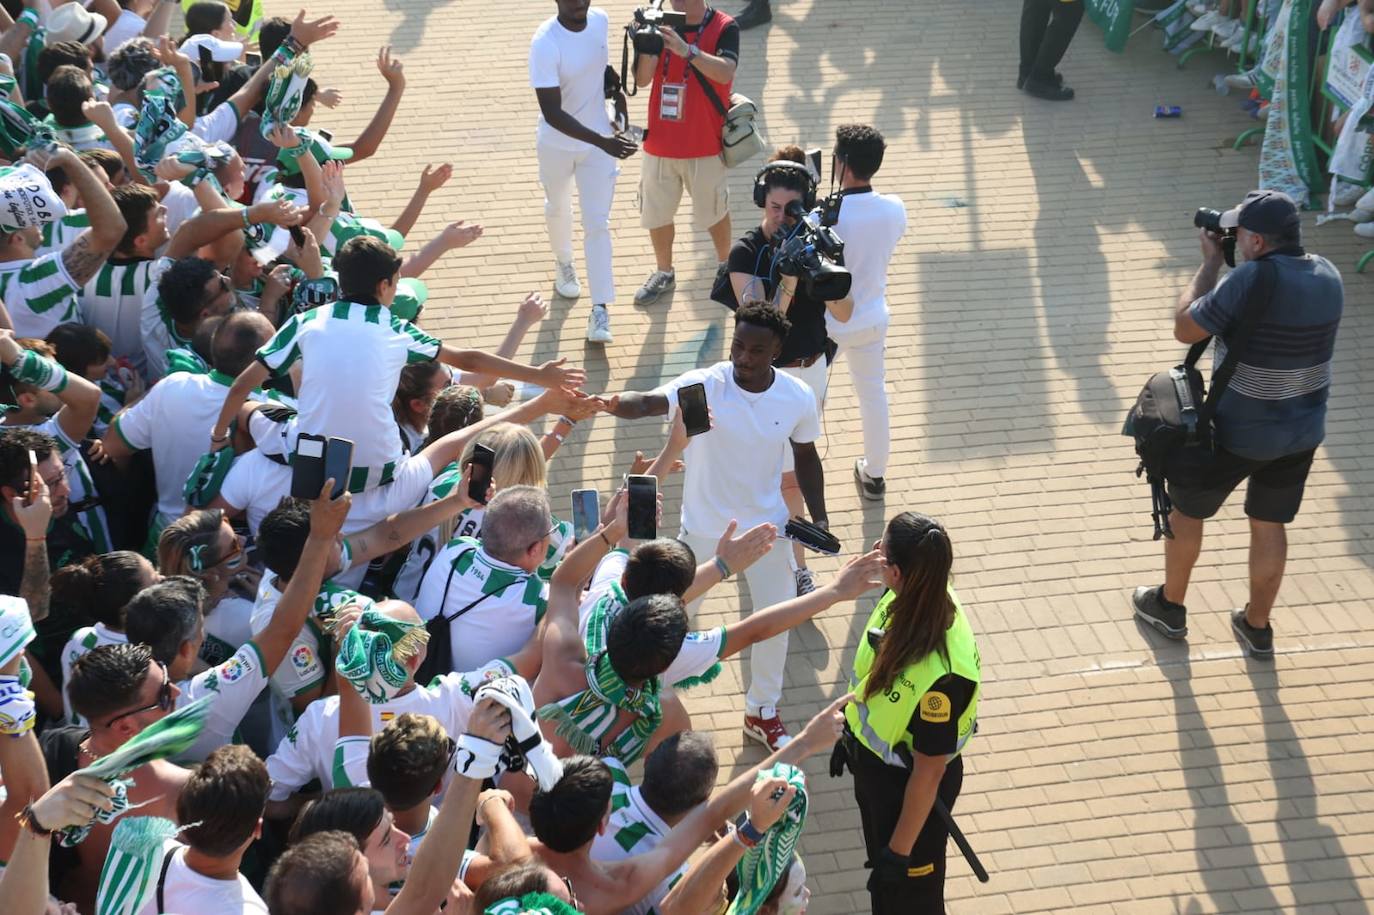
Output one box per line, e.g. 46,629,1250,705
307,0,1373,911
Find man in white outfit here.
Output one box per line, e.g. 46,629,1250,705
529,0,639,344
828,124,908,500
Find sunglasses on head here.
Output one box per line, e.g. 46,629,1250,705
103,661,174,728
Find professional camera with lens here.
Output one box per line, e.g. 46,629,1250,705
1194,207,1238,267
776,199,852,300
629,1,687,55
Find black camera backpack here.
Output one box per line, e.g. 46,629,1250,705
1124,260,1277,540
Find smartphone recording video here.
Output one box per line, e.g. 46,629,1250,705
677,383,710,437
468,443,496,505
626,474,657,541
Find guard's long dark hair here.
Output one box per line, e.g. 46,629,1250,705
862,512,956,701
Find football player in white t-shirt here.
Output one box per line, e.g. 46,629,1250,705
601,303,831,750
208,235,585,495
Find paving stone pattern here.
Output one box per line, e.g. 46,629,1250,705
307,0,1373,911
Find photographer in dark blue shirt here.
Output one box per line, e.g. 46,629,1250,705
1133,190,1343,659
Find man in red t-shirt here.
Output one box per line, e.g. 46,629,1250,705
630,0,741,305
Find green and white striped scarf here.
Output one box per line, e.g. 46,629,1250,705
728,764,809,915
94,817,182,915
537,596,661,764
484,893,580,915
333,608,429,703
585,584,722,690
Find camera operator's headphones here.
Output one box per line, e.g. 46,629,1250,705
752,161,818,209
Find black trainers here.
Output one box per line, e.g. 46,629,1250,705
1023,76,1075,101
1132,585,1188,639
854,458,886,501
735,0,772,29
1017,69,1064,90
1231,608,1274,658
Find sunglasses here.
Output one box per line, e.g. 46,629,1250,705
104,662,175,728
561,876,581,911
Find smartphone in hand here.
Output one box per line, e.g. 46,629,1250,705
24,449,38,506
571,489,600,541
291,435,354,499
626,474,657,540
468,443,495,505
676,383,710,437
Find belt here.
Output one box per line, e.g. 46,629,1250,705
776,352,824,369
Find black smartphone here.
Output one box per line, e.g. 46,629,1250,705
198,45,214,72
626,474,657,541
246,51,262,68
676,383,709,437
289,225,306,247
805,147,823,184
291,435,353,499
571,489,599,541
23,449,37,506
468,443,495,504
317,128,334,143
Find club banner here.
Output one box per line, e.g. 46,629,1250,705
1258,0,1322,206
1086,0,1135,52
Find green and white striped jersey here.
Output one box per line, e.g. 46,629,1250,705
413,537,548,673
0,251,83,339
81,257,167,377
59,622,127,725
36,210,89,257
588,758,686,915
256,300,441,474
26,415,111,553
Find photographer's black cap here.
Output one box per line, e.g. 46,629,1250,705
1220,190,1301,234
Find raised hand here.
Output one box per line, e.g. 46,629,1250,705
419,163,453,193
827,550,886,601
376,46,405,87
439,220,483,250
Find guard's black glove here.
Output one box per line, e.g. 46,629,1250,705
867,847,911,894
828,740,848,778
775,255,802,278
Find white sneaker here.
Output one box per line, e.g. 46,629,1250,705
586,304,612,343
554,260,581,299
1356,187,1374,212
1354,221,1374,239
1333,182,1366,208
1211,17,1240,40
1190,10,1221,30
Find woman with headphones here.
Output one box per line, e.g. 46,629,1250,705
719,147,855,609
837,512,981,914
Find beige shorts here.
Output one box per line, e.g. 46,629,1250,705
638,151,730,231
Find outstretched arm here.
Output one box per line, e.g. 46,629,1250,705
347,47,406,162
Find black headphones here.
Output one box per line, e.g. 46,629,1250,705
752,160,818,209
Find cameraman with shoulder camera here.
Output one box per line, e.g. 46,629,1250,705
530,0,639,344
628,0,741,306
1133,190,1343,659
828,124,907,502
724,147,853,599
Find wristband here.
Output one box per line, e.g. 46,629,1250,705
16,9,39,29
17,803,52,837
737,816,766,845
6,349,68,393
557,415,576,427
242,208,252,229
452,733,503,781
714,555,731,580
597,529,612,549
550,430,565,444
730,825,755,850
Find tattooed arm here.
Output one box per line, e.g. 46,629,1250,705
54,149,127,285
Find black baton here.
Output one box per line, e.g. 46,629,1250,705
932,796,989,883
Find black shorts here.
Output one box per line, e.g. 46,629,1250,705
1168,446,1316,524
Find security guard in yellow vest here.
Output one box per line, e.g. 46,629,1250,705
832,512,981,914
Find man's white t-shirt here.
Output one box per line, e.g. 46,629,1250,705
217,448,293,536
80,257,169,376
112,368,237,519
654,362,820,536
265,660,512,801
589,759,685,915
529,8,613,153
828,189,908,337
255,301,441,474
135,842,269,915
413,538,547,674
175,641,272,762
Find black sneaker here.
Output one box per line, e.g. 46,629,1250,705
1231,608,1274,658
1023,77,1074,101
854,458,885,501
735,0,772,29
1017,69,1064,90
1132,585,1188,639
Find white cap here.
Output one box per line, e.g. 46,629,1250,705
44,4,108,47
179,34,244,64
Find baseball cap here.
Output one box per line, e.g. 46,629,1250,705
1219,190,1301,234
276,132,354,176
390,278,428,321
179,34,245,64
44,4,107,47
330,212,405,253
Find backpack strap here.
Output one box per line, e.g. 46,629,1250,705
1196,258,1279,428
437,546,523,624
154,845,177,913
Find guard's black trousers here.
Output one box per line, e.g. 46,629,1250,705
850,741,964,915
1019,0,1085,81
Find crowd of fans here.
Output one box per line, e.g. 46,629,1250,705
0,2,958,914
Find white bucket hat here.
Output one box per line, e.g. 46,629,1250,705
44,4,108,47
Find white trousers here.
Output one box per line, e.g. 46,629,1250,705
831,320,890,478
778,357,830,473
537,139,619,305
681,531,796,715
